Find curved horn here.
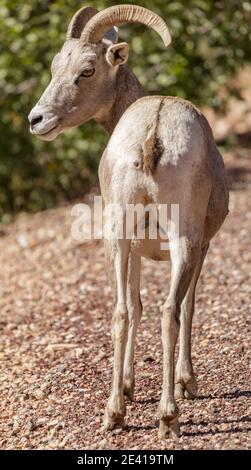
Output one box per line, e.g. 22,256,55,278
66,6,98,40
81,4,171,47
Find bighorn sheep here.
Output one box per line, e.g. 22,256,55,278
29,4,229,438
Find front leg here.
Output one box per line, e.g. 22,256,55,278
123,254,142,401
103,239,130,430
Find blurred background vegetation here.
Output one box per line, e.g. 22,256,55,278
0,0,250,222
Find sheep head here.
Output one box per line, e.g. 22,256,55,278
28,4,171,141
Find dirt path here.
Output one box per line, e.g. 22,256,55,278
0,148,250,450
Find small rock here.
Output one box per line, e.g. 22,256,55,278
16,234,29,248
59,434,71,448
12,420,19,434
111,428,122,436
143,355,155,363
56,421,65,431
41,382,51,394
27,420,37,432
99,438,108,449
94,351,107,363
37,417,48,425
33,389,46,400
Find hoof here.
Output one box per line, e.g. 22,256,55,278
103,410,125,431
158,417,181,439
175,376,197,400
103,398,126,431
158,400,179,439
184,376,197,398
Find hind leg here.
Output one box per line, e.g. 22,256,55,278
123,254,142,401
175,244,209,400
158,237,200,438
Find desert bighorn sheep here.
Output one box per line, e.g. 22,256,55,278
29,4,229,438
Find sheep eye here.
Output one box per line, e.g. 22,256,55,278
80,67,95,78
74,67,95,85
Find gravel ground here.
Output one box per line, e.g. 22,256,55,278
0,147,250,450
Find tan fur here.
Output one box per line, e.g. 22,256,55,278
29,6,229,439
142,98,165,173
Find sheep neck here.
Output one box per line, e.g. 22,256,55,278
95,65,147,135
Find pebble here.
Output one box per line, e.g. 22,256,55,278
0,153,250,450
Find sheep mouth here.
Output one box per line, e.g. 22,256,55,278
39,124,58,135
31,123,61,141
37,124,59,136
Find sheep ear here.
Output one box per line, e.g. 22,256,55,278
104,26,118,44
106,42,129,66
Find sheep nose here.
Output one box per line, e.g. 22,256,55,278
29,113,43,129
